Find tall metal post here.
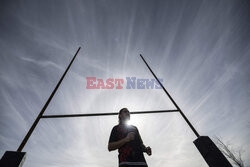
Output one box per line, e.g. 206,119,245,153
17,47,81,152
139,54,200,137
140,54,232,167
0,47,81,167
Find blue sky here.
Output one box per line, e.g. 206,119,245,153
0,0,250,166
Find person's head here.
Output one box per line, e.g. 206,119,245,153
118,108,130,124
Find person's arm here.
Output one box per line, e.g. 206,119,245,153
141,143,147,152
138,130,147,152
108,132,135,151
137,128,152,156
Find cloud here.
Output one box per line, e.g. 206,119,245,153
0,0,249,167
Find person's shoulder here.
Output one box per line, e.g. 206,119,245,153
112,125,119,130
110,125,119,133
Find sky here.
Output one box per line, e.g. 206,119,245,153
0,0,250,166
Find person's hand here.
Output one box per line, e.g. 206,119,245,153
146,146,152,156
125,132,135,142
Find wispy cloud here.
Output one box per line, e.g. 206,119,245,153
0,0,249,167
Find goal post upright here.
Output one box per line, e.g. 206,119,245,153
139,54,232,167
0,47,81,167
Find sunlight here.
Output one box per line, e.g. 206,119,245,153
126,116,140,126
127,120,132,125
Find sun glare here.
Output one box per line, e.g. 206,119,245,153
127,120,132,125
126,116,141,126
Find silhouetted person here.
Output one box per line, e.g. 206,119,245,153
108,108,151,167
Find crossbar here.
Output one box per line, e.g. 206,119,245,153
41,109,179,118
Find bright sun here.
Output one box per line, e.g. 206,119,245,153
127,120,132,125
126,116,141,126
